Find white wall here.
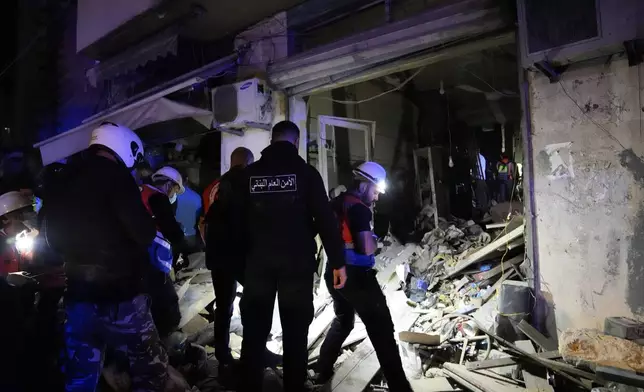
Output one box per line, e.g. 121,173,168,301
528,58,644,335
76,0,159,52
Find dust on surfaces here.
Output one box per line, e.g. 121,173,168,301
618,149,644,314
536,150,551,175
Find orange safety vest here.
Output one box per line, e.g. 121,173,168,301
202,179,221,217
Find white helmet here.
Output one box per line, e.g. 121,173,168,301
89,122,144,169
151,166,185,194
0,191,32,217
353,161,387,193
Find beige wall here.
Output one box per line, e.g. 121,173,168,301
528,58,644,336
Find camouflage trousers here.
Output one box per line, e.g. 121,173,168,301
63,294,168,392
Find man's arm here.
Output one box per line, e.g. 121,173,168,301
347,205,377,256
111,174,156,247
148,193,186,247
306,166,345,270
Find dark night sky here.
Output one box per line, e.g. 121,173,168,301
0,0,18,129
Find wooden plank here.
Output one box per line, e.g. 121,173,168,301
307,306,336,349
409,377,456,392
517,320,558,351
399,331,440,346
331,291,418,392
443,363,527,392
473,255,524,281
467,351,561,370
515,340,555,392
308,323,367,362
331,339,377,391
448,224,524,277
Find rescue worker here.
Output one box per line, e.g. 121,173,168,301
0,191,35,276
203,147,255,378
44,122,168,391
496,154,515,202
140,166,186,338
315,162,414,392
239,121,346,392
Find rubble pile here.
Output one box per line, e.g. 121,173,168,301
304,206,644,392
102,208,644,392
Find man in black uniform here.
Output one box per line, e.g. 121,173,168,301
239,121,347,392
204,147,255,376
45,122,168,391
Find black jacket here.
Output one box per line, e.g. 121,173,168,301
204,165,247,272
45,153,156,301
243,142,345,271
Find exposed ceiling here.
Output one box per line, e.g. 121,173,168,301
410,43,520,127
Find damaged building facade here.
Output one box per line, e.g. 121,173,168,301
24,0,644,390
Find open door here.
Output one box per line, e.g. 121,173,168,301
317,116,376,192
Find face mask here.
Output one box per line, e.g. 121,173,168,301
169,193,177,205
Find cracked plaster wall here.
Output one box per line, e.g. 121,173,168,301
529,58,644,337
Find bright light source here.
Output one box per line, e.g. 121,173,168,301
377,180,387,194
15,232,34,253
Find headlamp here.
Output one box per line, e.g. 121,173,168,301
377,180,387,194
15,230,35,253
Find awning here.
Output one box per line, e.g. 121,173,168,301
268,0,511,96
35,97,212,166
35,53,239,166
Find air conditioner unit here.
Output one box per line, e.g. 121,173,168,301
517,0,644,71
211,78,273,130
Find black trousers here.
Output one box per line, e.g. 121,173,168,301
240,259,314,392
212,267,239,364
317,266,413,392
147,268,181,338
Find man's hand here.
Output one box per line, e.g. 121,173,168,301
333,266,347,289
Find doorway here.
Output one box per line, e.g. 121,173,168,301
317,115,376,191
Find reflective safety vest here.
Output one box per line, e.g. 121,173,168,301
497,161,513,180
333,193,376,268
140,184,173,274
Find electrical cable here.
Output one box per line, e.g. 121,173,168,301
460,67,517,97
315,66,426,105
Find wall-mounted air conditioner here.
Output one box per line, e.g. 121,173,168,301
518,0,644,71
211,78,273,131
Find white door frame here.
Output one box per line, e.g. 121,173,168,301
317,115,376,191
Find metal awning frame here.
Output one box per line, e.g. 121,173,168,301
268,0,510,96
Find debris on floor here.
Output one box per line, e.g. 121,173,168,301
303,206,644,392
